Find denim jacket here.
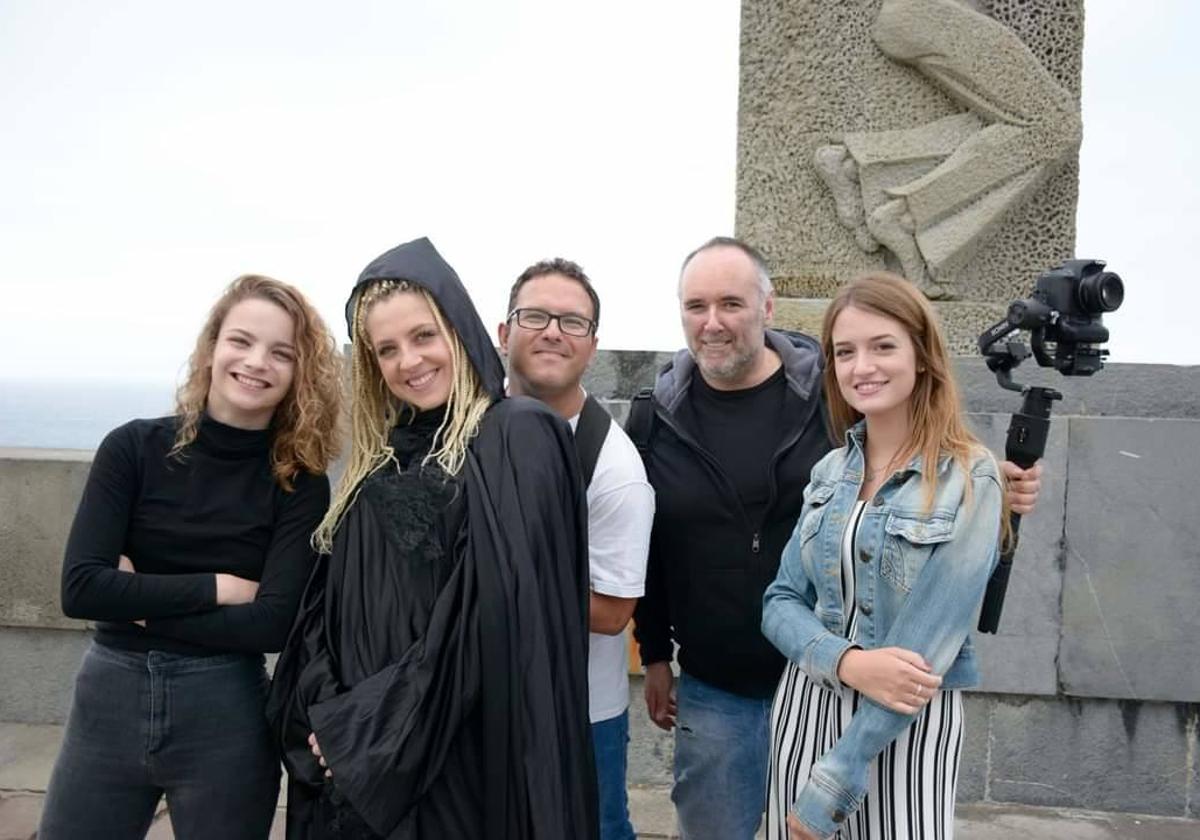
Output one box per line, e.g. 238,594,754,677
761,422,1003,839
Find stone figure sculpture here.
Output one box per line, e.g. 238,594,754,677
814,0,1082,299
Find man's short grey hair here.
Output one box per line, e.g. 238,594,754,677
678,236,773,299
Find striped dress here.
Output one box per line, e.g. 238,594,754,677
766,501,964,840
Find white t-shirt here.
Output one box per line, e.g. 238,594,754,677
570,406,655,723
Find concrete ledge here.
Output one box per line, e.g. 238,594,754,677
621,677,1200,819
983,694,1199,816
584,351,1200,419
0,628,90,724
3,718,1198,837
3,358,1198,819
0,450,91,631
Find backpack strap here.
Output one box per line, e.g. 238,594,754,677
574,394,612,487
624,387,657,457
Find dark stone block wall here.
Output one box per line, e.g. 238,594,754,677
587,351,1200,817
2,353,1197,816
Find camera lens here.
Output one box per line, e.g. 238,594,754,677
1077,271,1123,313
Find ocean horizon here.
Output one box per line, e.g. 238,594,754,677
0,380,178,450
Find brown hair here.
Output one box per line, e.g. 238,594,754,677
171,274,342,490
822,272,1009,539
507,257,601,328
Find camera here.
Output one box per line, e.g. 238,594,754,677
1004,259,1124,376
978,259,1123,380
975,258,1123,633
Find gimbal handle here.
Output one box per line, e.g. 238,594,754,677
977,386,1061,633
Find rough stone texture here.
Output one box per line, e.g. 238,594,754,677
774,299,1011,356
626,785,680,838
0,451,90,631
1059,418,1200,702
969,414,1065,696
4,361,1200,818
986,695,1195,816
951,359,1200,420
820,1,1081,297
737,0,1083,338
0,628,89,724
587,351,1200,421
772,298,830,339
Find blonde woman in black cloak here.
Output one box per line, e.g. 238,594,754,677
266,238,598,839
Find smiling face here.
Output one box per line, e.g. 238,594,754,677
365,289,454,412
499,272,598,402
205,297,297,429
679,246,774,389
830,304,918,426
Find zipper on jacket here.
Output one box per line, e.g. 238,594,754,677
752,532,761,553
652,407,757,536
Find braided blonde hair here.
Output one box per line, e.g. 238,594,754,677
313,279,491,552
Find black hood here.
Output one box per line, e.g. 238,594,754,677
346,237,505,401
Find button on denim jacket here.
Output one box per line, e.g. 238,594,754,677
761,423,1003,839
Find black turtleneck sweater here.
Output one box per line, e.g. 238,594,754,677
61,414,330,656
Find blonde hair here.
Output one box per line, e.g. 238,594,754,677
822,272,1010,542
313,279,491,553
171,274,342,490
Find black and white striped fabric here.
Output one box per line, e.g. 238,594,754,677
765,502,964,839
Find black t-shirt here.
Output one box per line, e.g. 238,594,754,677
681,365,788,526
61,414,330,655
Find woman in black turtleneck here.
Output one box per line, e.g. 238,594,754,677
266,238,598,840
39,276,341,840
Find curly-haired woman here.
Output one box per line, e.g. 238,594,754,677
39,275,342,840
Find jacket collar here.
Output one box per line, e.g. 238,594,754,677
844,419,946,478
653,328,823,414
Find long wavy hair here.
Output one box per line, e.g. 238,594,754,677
822,272,1010,539
313,279,491,553
171,274,342,490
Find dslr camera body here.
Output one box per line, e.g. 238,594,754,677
975,258,1123,632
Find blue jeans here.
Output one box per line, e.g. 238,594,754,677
592,709,636,840
672,671,772,840
39,642,280,840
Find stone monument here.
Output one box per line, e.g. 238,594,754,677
737,0,1084,351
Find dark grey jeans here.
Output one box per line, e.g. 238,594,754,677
38,641,280,840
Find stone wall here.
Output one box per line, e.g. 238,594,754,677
737,0,1088,349
2,353,1198,816
595,353,1200,816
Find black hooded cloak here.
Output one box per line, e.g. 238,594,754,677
266,238,598,839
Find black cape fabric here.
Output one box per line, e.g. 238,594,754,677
266,237,598,839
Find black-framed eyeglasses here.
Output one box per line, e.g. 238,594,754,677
507,308,596,337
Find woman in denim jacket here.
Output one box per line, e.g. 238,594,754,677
762,272,1009,840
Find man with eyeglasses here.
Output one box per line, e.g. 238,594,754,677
498,258,655,840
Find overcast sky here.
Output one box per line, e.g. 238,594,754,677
1,0,1196,387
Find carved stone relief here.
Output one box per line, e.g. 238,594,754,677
736,0,1085,337
813,0,1082,299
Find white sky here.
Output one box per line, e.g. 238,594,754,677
1,0,1196,386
